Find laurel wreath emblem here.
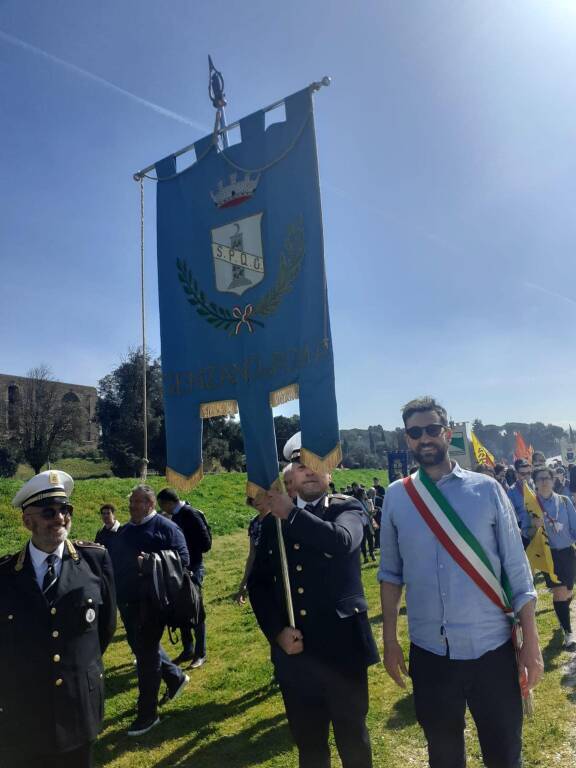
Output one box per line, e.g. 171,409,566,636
177,217,304,335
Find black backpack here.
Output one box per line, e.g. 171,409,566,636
140,550,205,630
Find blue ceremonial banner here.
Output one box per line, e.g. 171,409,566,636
155,86,341,496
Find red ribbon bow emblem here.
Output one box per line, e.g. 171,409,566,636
232,304,254,335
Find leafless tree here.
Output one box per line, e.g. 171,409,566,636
18,365,84,473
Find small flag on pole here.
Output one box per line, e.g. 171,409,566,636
523,484,559,583
514,432,532,462
471,432,495,467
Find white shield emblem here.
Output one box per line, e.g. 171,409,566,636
211,213,264,296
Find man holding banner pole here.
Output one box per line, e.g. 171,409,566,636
379,397,543,768
249,433,379,768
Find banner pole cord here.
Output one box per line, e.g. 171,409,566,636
140,177,149,481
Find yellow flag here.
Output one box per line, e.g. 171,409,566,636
471,431,495,466
523,484,559,583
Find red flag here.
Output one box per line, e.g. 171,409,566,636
513,432,532,462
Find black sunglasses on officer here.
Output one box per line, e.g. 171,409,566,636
24,501,74,520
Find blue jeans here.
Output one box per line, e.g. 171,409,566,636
120,602,185,720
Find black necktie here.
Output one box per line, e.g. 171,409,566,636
42,554,59,599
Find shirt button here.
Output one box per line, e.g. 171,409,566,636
87,598,93,604
293,543,300,550
441,593,446,597
53,654,61,663
51,607,57,615
297,587,304,594
8,615,13,621
439,564,444,569
354,607,360,614
300,609,307,616
296,565,303,572
52,630,59,638
268,549,273,555
55,678,63,687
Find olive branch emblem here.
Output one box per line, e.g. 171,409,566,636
177,217,304,335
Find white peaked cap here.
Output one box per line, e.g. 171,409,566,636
12,469,74,510
283,431,302,462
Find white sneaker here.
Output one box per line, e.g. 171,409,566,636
563,631,576,651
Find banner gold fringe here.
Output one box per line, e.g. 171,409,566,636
300,443,343,475
200,400,238,419
166,465,204,491
246,476,283,500
269,383,299,408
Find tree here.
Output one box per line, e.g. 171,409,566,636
97,349,166,477
18,365,84,473
202,416,245,472
0,443,19,477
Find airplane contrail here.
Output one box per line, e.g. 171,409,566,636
0,28,209,132
525,281,576,309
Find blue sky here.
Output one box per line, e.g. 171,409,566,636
1,0,575,430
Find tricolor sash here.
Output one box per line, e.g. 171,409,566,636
404,469,534,712
403,469,514,617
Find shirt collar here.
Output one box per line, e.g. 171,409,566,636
173,501,186,514
296,494,326,509
423,461,464,486
106,520,120,532
29,540,65,567
129,510,157,526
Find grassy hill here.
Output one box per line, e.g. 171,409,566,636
1,471,575,767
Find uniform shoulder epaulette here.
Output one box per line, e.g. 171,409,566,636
329,493,353,501
73,539,105,548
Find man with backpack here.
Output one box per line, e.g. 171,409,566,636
158,488,212,669
108,485,190,737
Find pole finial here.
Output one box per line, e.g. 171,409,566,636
208,55,227,109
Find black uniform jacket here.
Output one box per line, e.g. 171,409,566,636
248,494,379,674
0,539,117,757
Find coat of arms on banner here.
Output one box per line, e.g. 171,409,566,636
211,213,264,296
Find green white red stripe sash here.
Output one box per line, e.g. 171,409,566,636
403,469,514,616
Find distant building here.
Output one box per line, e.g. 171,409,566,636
0,373,98,445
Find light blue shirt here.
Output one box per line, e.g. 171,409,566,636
378,463,536,660
507,483,532,537
538,493,576,550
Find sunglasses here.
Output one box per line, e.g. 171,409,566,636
405,423,445,440
26,504,73,520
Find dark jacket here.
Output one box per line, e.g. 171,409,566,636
248,494,379,673
172,503,211,572
0,540,116,758
108,512,189,604
94,523,121,548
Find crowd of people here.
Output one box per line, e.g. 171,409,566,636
1,394,575,768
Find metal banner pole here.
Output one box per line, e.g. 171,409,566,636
276,516,295,628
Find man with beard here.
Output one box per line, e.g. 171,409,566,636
248,432,379,768
1,470,116,768
378,397,543,768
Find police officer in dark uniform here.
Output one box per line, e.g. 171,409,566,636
0,470,116,768
248,433,379,768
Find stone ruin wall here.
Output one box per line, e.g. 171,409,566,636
0,373,98,446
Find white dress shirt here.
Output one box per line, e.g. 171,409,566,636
28,541,65,589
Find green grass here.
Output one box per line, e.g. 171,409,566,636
15,456,114,481
1,473,574,767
